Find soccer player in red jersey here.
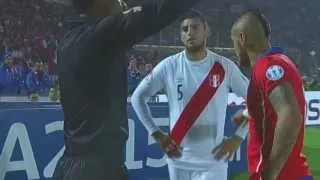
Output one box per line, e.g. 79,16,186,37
230,10,313,180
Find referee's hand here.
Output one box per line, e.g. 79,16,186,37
152,131,182,158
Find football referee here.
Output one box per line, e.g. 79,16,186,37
53,0,205,179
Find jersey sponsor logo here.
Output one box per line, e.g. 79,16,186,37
308,99,320,121
266,65,284,81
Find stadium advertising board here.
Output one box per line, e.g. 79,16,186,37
306,91,320,125
0,91,318,180
0,103,246,180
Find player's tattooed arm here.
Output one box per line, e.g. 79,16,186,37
263,82,303,179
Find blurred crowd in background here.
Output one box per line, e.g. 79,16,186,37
0,0,319,101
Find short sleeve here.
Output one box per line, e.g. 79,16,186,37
256,59,295,96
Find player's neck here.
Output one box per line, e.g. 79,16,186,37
185,48,207,61
248,52,261,67
248,42,271,67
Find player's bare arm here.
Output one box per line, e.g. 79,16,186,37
262,82,303,180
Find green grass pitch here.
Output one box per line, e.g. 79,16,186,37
231,127,320,180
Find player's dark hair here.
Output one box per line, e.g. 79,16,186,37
72,0,91,14
179,9,207,27
239,9,271,38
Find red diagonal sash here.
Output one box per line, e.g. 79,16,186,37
171,62,225,146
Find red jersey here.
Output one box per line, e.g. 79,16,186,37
247,47,311,180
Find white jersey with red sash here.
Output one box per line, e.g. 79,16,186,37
131,50,249,170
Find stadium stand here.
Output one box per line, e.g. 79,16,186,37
0,0,319,99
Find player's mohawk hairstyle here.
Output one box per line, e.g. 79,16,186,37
179,9,207,27
239,9,271,38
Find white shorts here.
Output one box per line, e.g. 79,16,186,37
168,164,228,180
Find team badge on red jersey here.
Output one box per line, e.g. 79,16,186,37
266,65,284,81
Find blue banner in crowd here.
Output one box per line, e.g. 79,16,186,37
0,103,247,180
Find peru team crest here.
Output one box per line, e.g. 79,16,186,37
210,74,220,88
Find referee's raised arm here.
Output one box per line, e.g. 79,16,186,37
91,0,204,52
54,0,208,179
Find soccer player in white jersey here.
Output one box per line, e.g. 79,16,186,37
131,10,249,180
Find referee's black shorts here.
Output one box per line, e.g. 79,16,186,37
52,154,128,180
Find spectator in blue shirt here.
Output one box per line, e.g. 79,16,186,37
26,62,50,96
127,57,141,95
0,64,6,94
14,59,32,94
0,58,16,94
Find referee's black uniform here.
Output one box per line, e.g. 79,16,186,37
53,0,203,179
